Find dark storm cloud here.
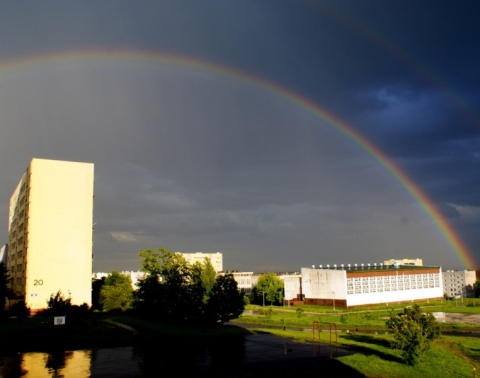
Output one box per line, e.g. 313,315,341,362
0,1,479,271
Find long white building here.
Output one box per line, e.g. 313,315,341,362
293,264,443,308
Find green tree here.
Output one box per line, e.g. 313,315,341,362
252,273,284,306
206,273,244,324
386,304,440,365
191,257,217,301
136,247,205,324
100,271,134,312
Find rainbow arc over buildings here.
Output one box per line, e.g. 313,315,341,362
1,49,476,269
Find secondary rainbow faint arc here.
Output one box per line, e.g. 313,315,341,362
1,49,476,269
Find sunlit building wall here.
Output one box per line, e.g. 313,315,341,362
178,252,223,272
7,158,94,311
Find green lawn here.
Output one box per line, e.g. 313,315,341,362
232,301,480,377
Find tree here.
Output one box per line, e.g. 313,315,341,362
135,247,246,326
46,290,72,316
206,273,245,324
136,247,206,324
386,304,440,365
0,262,11,314
92,276,105,311
8,301,30,319
473,280,480,298
191,257,217,301
100,271,134,312
251,273,284,306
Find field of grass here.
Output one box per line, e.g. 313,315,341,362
231,300,480,377
1,300,478,377
235,298,480,332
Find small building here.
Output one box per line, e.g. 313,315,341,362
93,271,146,290
219,271,255,294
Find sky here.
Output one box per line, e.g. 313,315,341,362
0,1,479,273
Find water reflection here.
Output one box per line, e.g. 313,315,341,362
0,337,247,377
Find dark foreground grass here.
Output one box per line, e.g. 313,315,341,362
1,306,479,377
0,312,250,355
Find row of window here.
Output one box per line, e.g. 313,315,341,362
346,274,440,295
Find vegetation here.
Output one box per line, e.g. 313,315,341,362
474,280,480,298
250,272,284,306
0,262,10,314
1,294,479,377
385,304,441,365
134,247,245,325
100,271,134,312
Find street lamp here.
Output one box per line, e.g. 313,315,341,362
262,291,265,307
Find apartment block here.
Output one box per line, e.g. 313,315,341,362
7,158,94,311
442,270,477,298
178,252,223,272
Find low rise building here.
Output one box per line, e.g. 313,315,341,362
301,263,443,308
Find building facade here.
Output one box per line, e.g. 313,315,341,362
301,264,443,308
178,252,223,272
383,258,423,266
7,158,94,311
442,270,477,298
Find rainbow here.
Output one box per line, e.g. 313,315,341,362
1,49,476,269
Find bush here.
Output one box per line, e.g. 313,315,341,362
8,301,30,319
386,304,440,365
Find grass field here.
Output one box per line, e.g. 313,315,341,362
231,299,480,377
1,299,479,377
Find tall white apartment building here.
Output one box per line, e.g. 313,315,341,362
7,158,94,311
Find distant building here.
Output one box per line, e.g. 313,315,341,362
442,270,476,298
383,258,423,266
0,244,7,264
300,263,443,308
178,252,223,272
93,271,146,289
7,158,94,311
219,271,254,294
